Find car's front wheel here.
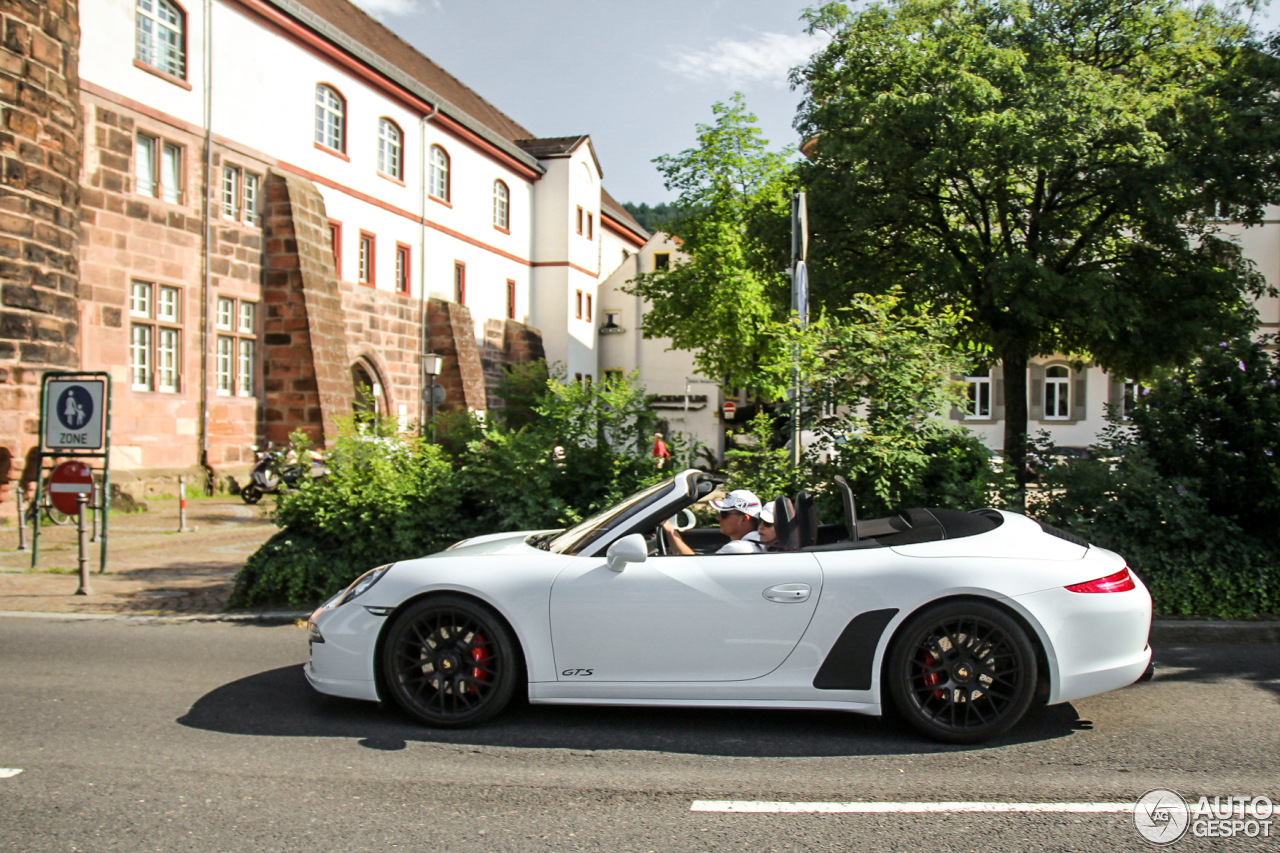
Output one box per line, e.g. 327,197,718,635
886,600,1037,744
381,595,517,729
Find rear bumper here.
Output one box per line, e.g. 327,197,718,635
1015,579,1153,705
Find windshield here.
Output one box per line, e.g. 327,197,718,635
545,478,677,555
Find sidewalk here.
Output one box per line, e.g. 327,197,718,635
0,496,281,617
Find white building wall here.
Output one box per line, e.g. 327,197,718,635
82,0,540,342
598,234,725,463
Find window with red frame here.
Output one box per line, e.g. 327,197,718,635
586,212,593,240
395,243,411,295
576,206,583,235
585,293,592,322
358,231,375,286
454,261,466,305
328,220,342,278
575,289,583,319
506,279,516,319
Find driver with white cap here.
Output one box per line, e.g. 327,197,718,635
661,489,767,555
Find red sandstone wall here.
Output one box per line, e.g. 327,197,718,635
0,0,81,513
78,94,265,479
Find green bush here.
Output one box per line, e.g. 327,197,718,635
230,370,673,609
1127,334,1280,537
228,425,461,609
1030,428,1279,618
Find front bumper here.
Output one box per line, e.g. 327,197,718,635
306,600,388,703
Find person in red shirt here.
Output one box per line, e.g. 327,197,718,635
651,432,671,469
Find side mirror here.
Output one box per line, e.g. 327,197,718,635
606,533,648,572
671,508,697,532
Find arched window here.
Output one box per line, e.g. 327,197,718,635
136,0,185,78
377,118,402,179
429,145,450,201
1044,365,1071,419
493,180,509,229
315,85,345,152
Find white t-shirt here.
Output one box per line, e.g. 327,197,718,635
717,531,766,554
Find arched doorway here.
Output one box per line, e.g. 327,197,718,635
351,359,384,419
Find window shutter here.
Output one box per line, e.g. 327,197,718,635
1107,373,1123,416
1072,368,1088,422
1028,363,1045,421
993,364,1005,422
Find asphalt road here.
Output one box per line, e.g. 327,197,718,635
0,616,1276,852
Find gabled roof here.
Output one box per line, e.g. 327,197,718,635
600,189,648,241
279,0,535,144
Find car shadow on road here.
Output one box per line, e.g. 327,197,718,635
1150,643,1280,703
177,665,1086,757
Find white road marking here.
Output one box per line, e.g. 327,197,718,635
691,801,1134,814
0,769,23,779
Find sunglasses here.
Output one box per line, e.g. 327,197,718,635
717,510,741,519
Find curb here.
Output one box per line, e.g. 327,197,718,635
0,609,308,625
1150,620,1280,644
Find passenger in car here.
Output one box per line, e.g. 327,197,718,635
661,489,767,555
758,502,778,550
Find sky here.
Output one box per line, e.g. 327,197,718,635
349,0,1280,208
345,0,827,206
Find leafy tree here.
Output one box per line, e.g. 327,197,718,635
626,94,796,397
794,289,981,514
794,0,1280,490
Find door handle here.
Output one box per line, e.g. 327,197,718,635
763,583,811,603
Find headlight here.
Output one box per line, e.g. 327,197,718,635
339,564,393,606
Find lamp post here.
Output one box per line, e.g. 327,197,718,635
422,352,443,440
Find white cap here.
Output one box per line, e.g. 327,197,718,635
759,503,775,524
710,489,762,518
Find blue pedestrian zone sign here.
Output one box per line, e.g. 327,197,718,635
44,379,105,450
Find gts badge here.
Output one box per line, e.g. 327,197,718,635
561,668,594,677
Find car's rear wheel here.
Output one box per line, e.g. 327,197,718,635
382,595,517,729
887,600,1037,744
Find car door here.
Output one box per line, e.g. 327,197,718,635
549,551,823,682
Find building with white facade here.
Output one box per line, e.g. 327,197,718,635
0,0,648,506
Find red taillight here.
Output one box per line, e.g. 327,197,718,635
1065,568,1136,593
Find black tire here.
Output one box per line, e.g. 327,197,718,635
240,485,263,505
381,595,517,729
887,600,1038,745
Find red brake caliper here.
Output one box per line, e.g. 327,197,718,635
468,634,490,693
922,653,944,699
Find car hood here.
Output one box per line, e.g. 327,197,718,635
429,529,558,558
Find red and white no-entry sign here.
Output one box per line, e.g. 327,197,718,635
49,460,94,516
723,401,737,419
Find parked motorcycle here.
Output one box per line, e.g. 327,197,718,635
240,446,325,504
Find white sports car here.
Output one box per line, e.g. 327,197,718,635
305,469,1153,744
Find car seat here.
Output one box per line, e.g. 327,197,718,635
771,496,798,551
793,491,817,549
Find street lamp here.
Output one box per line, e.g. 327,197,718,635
423,352,442,440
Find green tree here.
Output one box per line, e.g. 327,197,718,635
626,94,796,397
795,289,979,513
795,0,1280,490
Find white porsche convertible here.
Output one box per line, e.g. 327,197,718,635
305,470,1152,744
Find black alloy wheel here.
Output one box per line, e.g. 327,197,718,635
887,600,1038,744
382,595,518,729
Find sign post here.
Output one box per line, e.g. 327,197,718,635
32,372,111,575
